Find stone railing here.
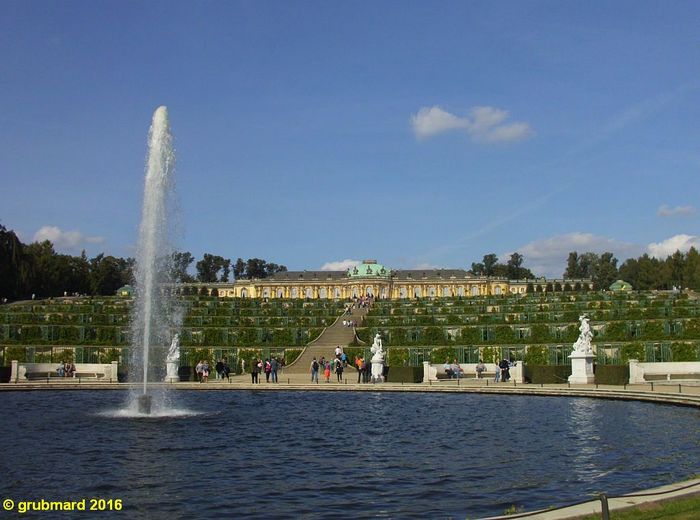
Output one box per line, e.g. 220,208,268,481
10,360,119,382
628,359,700,383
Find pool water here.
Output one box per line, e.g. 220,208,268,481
1,390,698,518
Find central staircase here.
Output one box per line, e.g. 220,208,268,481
283,304,367,374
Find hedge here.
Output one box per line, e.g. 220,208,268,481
594,365,629,385
385,366,423,383
524,365,571,384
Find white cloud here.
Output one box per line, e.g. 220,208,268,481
647,234,700,258
511,232,642,278
33,226,104,252
411,105,532,143
657,204,696,217
320,259,361,271
508,231,700,277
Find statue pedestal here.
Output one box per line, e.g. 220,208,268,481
371,361,384,383
568,352,595,384
164,362,180,383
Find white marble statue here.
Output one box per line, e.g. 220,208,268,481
370,332,385,382
572,315,593,355
165,333,180,382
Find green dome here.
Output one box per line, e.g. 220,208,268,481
348,261,390,278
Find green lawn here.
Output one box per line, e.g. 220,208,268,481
580,494,700,520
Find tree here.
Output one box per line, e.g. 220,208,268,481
506,252,523,279
246,258,268,279
233,258,246,280
170,251,195,283
89,255,127,295
594,252,618,290
482,254,498,276
683,247,700,290
470,262,485,276
564,252,579,278
195,253,230,282
220,259,231,282
618,257,640,288
265,262,287,276
0,224,27,299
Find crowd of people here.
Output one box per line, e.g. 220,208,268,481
195,357,234,382
249,357,282,383
310,346,348,383
308,347,376,384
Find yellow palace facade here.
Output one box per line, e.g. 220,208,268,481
186,260,593,300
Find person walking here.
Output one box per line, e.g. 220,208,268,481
251,358,259,384
310,357,319,383
270,357,278,383
222,358,231,381
264,358,272,383
324,361,331,383
335,359,344,382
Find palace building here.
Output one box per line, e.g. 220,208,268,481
183,260,593,299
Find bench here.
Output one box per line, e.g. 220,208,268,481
424,362,524,383
10,361,119,382
628,360,700,384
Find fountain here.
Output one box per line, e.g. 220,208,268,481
129,106,179,414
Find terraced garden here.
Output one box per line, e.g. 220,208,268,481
0,296,347,375
2,291,699,381
355,291,700,367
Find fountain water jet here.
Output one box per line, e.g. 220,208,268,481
129,106,179,414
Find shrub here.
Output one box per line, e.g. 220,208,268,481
387,347,410,366
524,345,549,365
283,348,302,365
621,342,645,362
671,342,699,362
423,326,445,344
429,347,457,363
481,346,497,363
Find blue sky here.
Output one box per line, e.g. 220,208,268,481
2,1,699,277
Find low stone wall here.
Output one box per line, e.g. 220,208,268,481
10,360,119,382
423,362,524,383
628,359,700,383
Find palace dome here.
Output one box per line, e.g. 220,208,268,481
347,260,390,279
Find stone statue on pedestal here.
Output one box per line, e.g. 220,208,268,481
568,315,595,384
370,332,385,382
165,333,180,382
572,315,593,355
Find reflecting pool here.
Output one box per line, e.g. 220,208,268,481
2,391,698,518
